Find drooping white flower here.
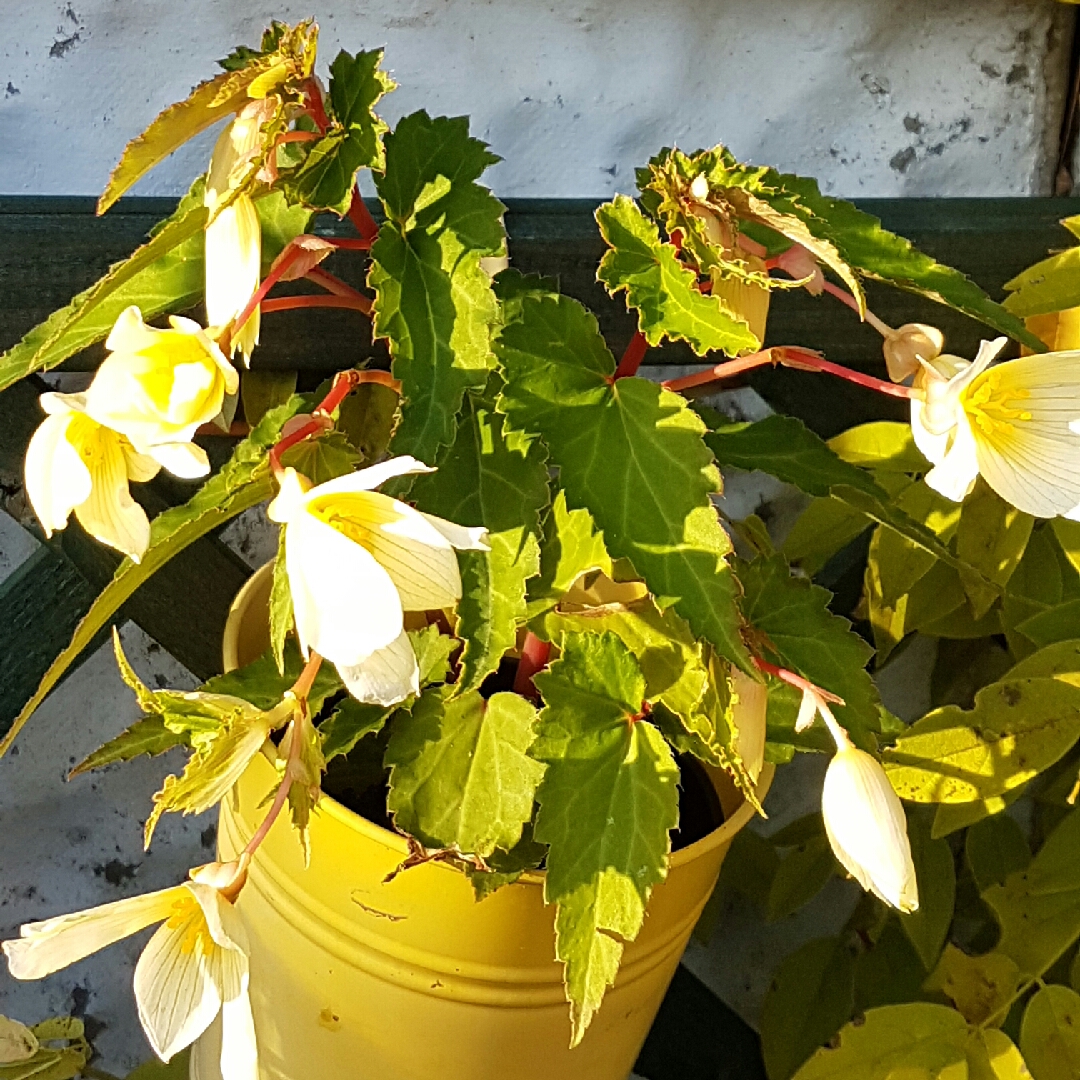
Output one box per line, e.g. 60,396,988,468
82,306,239,469
821,738,919,913
205,100,274,364
2,861,257,1080
882,322,944,383
911,337,1080,517
268,457,489,706
24,393,160,561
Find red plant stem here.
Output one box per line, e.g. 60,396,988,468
513,632,551,699
243,652,323,857
348,186,380,244
661,350,776,393
268,369,401,474
323,236,376,252
661,346,917,400
753,657,845,705
819,280,895,337
303,78,330,134
227,244,305,352
262,294,373,315
275,130,321,146
614,331,649,380
305,266,371,303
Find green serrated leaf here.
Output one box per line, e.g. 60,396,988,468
0,397,308,759
782,496,873,577
69,716,188,776
596,195,759,356
410,624,459,686
706,414,882,498
1020,983,1080,1079
286,48,395,213
241,369,297,427
269,528,292,675
320,696,395,762
739,554,881,749
281,429,363,484
790,1002,969,1079
761,936,855,1080
386,688,545,856
899,813,955,970
0,182,207,394
497,291,751,673
531,632,679,1045
412,390,549,693
98,23,318,213
883,662,1080,804
371,112,505,464
984,806,1080,978
203,638,342,715
467,823,547,900
689,146,1043,351
528,491,613,617
336,381,400,462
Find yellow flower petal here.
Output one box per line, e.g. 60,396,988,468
285,511,404,666
70,418,151,562
732,670,766,783
148,442,211,479
123,444,163,484
87,307,234,449
3,886,185,980
309,490,463,610
336,628,420,706
134,895,222,1061
24,407,91,536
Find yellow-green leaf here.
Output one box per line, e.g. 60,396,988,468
1020,984,1080,1080
925,945,1021,1027
900,813,956,970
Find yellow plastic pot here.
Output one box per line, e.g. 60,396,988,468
192,565,772,1080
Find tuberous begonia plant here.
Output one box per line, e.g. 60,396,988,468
5,19,1080,1078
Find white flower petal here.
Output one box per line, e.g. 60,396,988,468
421,512,491,552
24,411,91,536
821,747,918,913
134,902,222,1061
793,687,818,734
337,629,420,706
104,305,155,354
285,512,404,666
732,670,767,783
205,195,261,363
909,397,952,467
149,442,211,480
308,455,436,498
962,351,1080,518
3,886,184,980
72,424,151,562
923,415,980,504
312,491,463,610
218,965,258,1080
123,445,163,484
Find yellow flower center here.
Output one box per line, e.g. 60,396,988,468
308,493,406,555
963,378,1032,440
165,895,213,957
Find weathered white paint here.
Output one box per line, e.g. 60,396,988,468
0,0,1072,199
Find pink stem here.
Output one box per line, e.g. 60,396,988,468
305,266,372,304
661,350,777,393
753,657,845,706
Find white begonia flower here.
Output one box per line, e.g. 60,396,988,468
268,457,489,706
911,337,1080,518
2,861,257,1080
205,99,274,364
81,306,239,475
882,322,944,384
25,393,161,561
801,692,918,914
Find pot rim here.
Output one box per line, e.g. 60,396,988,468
225,562,773,882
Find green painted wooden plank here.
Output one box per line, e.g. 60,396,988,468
1,196,1077,376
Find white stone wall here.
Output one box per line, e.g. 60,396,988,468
0,0,1073,199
